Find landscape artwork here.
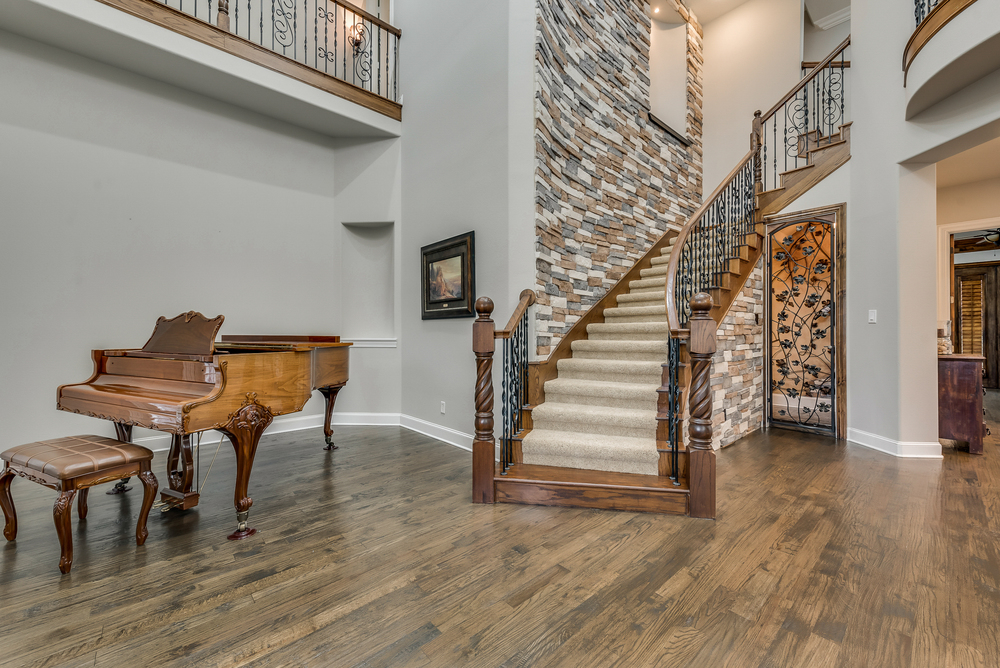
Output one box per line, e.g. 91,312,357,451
428,256,463,302
421,232,475,319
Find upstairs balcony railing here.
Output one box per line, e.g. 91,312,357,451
904,0,978,83
145,0,399,104
915,0,942,25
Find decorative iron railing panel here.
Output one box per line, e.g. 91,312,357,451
500,310,529,474
915,0,942,26
666,336,682,485
673,156,757,327
759,46,848,194
153,0,399,102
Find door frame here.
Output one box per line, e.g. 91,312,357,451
763,204,847,440
954,261,1000,388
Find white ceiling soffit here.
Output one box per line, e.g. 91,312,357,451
668,0,752,26
649,1,684,24
805,0,851,30
937,136,1000,189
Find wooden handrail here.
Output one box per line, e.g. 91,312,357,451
496,290,537,339
761,36,851,122
664,147,758,334
902,0,977,84
339,0,403,37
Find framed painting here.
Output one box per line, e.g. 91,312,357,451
421,232,476,319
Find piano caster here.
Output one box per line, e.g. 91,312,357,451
323,435,338,451
106,479,132,495
227,511,257,541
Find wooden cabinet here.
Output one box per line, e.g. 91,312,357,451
939,354,986,455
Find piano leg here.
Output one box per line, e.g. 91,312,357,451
219,393,274,540
107,423,134,495
319,384,346,450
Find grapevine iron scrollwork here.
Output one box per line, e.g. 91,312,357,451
769,221,835,434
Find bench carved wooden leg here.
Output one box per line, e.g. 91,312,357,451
77,488,89,520
53,488,77,574
136,464,157,546
0,468,15,541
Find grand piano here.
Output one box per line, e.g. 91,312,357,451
56,312,351,539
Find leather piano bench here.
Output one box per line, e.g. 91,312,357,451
0,435,158,574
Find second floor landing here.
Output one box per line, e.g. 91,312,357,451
0,0,401,139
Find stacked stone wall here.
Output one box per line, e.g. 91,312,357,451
711,258,766,449
533,0,704,355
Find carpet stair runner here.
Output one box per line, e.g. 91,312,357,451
521,237,680,476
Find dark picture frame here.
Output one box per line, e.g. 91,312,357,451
421,232,476,319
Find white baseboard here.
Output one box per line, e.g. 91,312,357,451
332,412,402,426
134,412,473,453
847,428,943,459
399,414,474,451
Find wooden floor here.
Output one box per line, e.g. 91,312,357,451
2,421,999,667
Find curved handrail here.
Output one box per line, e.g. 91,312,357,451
340,0,402,37
664,147,758,334
761,35,851,122
496,289,537,339
902,0,977,83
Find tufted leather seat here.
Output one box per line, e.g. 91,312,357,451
2,435,153,480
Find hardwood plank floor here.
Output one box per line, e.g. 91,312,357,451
0,424,997,667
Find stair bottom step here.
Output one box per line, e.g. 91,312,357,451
494,464,689,514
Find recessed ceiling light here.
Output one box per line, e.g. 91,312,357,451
654,7,660,12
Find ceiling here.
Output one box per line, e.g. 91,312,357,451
937,136,1000,189
649,0,850,27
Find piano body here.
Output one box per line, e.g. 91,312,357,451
56,312,351,539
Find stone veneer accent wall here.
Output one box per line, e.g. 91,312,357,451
711,258,765,449
533,0,704,355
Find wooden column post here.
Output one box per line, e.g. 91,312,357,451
687,293,717,519
217,0,230,32
472,297,496,503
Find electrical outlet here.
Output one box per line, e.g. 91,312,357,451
868,309,877,324
440,401,446,414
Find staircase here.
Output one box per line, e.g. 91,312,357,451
520,236,679,476
473,36,852,518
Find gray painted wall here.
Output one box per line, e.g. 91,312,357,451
0,28,401,446
396,0,519,437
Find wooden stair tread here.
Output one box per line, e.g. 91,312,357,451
498,463,688,492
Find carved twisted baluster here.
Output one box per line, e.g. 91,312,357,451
472,297,496,503
687,293,717,519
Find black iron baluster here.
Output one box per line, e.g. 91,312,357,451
272,0,275,50
368,20,373,92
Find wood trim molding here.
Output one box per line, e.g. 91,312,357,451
94,0,402,121
903,0,979,85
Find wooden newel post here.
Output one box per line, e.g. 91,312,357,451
687,293,717,519
472,297,496,503
217,0,231,31
752,110,763,199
